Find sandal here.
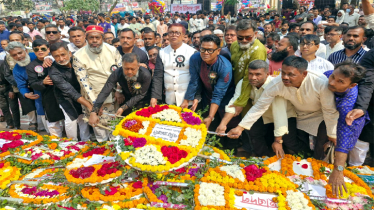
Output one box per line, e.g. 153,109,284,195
6,125,14,129
29,123,37,131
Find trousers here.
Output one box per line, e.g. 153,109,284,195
0,89,20,128
60,105,90,141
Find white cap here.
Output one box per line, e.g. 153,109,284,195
213,29,224,35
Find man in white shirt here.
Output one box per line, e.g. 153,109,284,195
144,16,156,31
159,23,196,106
67,27,86,54
58,19,70,39
325,26,344,58
344,4,360,26
117,18,129,31
296,21,327,58
197,14,205,31
300,34,334,74
216,60,298,157
189,14,198,33
227,56,338,160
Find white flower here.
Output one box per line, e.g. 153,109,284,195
285,190,312,210
220,165,245,182
198,182,225,206
152,109,181,122
357,166,374,175
180,127,202,147
211,152,221,159
132,145,166,165
66,157,89,170
138,121,150,135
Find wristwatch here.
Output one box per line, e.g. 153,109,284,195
275,139,283,144
115,89,123,93
335,165,344,172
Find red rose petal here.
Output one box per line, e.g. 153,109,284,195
301,164,309,169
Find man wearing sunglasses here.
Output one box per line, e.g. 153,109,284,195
45,24,64,45
182,35,235,130
25,39,65,137
229,19,267,117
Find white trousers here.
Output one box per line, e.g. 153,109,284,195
349,139,370,166
60,106,90,141
27,111,37,124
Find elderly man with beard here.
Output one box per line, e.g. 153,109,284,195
229,19,267,117
89,53,151,125
48,42,91,141
26,39,65,137
328,26,368,65
8,41,42,131
269,35,298,76
228,56,339,160
73,25,122,142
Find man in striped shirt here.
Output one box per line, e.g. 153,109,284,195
328,26,368,65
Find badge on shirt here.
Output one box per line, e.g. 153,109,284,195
209,71,217,85
132,82,142,95
111,65,118,72
175,55,185,68
34,65,44,77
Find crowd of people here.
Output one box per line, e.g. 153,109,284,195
1,0,374,196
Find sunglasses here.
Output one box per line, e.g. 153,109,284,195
33,47,48,52
237,35,254,41
46,31,58,34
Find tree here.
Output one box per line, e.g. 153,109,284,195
221,0,239,15
1,0,35,14
59,0,100,15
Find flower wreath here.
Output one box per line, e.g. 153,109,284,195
114,105,207,173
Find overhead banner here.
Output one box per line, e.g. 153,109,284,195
170,4,201,13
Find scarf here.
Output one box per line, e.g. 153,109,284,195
336,10,345,24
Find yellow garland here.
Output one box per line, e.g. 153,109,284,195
0,162,21,189
81,184,142,202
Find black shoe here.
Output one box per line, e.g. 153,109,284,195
0,116,4,122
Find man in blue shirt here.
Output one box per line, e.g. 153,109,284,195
181,34,235,130
98,13,111,33
324,61,369,197
0,21,10,52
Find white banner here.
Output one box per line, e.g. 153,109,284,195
170,4,202,14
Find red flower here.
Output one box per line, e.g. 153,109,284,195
1,140,24,152
133,181,143,188
69,166,95,179
0,163,4,168
97,162,119,177
161,146,187,164
83,147,107,157
244,165,266,181
104,187,118,195
135,105,169,117
0,131,22,141
301,164,309,169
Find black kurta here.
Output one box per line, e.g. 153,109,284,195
93,66,151,115
26,59,64,122
48,61,83,121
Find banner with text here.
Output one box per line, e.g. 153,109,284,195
170,4,201,14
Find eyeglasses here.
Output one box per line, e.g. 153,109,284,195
300,43,316,47
200,47,219,54
168,31,182,37
33,47,48,52
46,31,58,34
237,35,254,41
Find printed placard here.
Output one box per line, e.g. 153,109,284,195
150,124,183,142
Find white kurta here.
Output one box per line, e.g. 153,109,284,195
306,56,335,74
159,43,196,106
238,71,338,138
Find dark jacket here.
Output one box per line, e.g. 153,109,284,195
0,60,12,93
93,66,151,111
26,59,64,122
117,45,148,64
357,49,374,112
117,45,164,101
48,61,83,121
